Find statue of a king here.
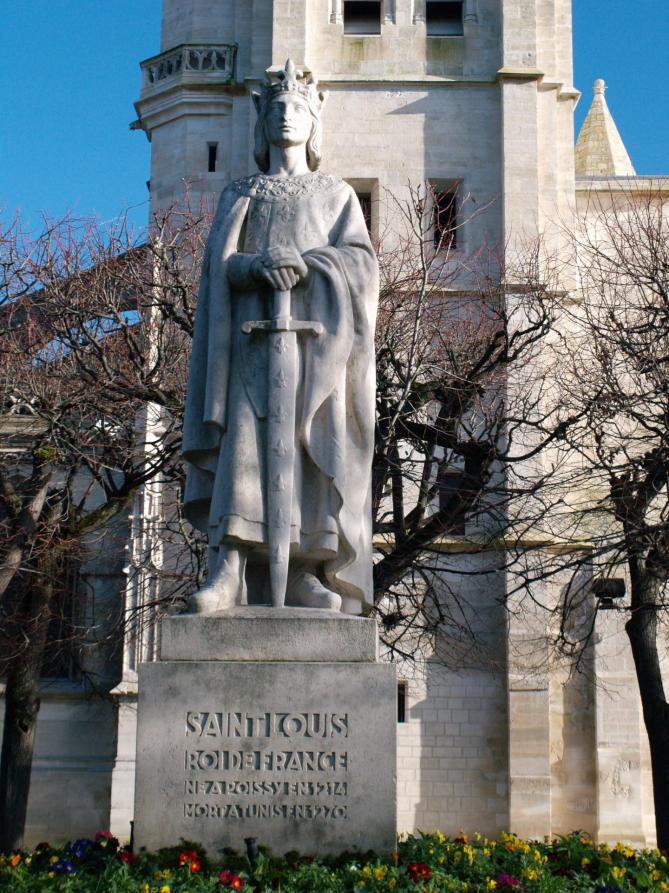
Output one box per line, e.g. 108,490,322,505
182,60,379,615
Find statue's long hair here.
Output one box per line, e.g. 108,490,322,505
252,94,323,174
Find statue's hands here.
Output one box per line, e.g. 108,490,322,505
252,247,309,291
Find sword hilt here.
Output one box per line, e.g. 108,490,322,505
273,288,291,320
242,319,324,336
242,288,324,337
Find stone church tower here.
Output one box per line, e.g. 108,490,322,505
134,0,577,255
10,0,663,848
128,0,655,844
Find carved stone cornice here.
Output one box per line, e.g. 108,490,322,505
139,44,237,96
134,44,238,136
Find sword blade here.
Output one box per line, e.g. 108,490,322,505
267,321,297,608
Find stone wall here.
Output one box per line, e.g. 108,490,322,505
397,670,508,837
0,685,120,846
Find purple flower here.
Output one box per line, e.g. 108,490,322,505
52,858,77,876
68,838,94,860
496,873,521,890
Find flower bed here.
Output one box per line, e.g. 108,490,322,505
1,830,667,892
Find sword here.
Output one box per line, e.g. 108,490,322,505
242,288,324,607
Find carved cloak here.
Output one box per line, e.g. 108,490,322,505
182,173,378,611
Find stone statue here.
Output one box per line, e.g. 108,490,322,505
182,60,379,615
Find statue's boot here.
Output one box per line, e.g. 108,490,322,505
187,550,245,614
286,571,342,611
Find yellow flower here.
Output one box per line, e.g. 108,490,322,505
160,886,172,893
438,856,446,864
483,848,491,857
48,871,54,879
660,883,669,892
362,865,372,878
49,855,59,865
611,866,626,880
581,858,591,868
388,881,397,890
485,880,497,890
614,842,625,853
473,832,481,842
651,870,662,881
140,885,150,893
434,830,446,844
374,866,387,880
532,850,542,862
623,846,635,859
522,868,538,881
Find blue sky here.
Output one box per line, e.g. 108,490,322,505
1,1,667,231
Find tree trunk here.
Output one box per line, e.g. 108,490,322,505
625,582,669,851
0,465,51,604
0,564,54,853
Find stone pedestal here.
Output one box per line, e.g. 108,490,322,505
134,608,397,856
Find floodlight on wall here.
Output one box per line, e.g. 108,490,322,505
592,577,626,610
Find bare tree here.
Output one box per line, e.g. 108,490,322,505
369,184,568,666
498,185,669,848
0,204,209,851
363,183,669,846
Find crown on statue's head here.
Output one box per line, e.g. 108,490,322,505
260,59,326,113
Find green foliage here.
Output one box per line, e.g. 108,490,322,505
35,444,57,463
1,831,668,893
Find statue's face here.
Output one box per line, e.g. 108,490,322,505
265,93,312,149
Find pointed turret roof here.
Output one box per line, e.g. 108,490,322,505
575,79,636,177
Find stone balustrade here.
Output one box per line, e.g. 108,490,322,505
140,44,237,91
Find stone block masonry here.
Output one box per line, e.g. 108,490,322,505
134,611,397,856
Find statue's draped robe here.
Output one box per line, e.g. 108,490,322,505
183,173,378,612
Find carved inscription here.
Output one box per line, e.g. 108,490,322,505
182,711,350,822
186,750,348,771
